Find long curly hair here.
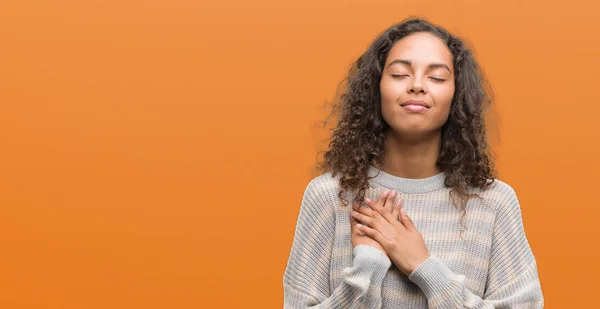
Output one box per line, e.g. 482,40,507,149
315,17,497,230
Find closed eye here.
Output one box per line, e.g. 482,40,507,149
392,75,445,82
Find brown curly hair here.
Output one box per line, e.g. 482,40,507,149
315,17,497,230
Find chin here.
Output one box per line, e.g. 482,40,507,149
397,121,429,133
390,124,439,140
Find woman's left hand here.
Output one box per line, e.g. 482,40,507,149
351,190,431,276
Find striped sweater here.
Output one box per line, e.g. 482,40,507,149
283,165,544,308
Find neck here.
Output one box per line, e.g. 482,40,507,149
380,130,442,179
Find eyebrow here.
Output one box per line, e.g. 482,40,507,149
387,59,451,73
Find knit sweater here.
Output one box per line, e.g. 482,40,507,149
283,165,544,308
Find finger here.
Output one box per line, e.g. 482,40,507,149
356,203,375,217
360,201,392,226
384,190,397,210
392,197,402,222
400,208,416,231
349,208,364,236
364,195,395,224
365,190,398,223
356,223,387,245
369,190,389,212
365,190,388,212
351,209,375,228
352,200,361,212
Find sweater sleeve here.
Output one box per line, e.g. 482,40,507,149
283,178,392,309
407,187,544,309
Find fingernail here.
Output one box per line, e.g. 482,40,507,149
401,208,407,215
391,190,397,197
352,211,359,216
364,197,371,203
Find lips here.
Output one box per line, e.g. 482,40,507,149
400,100,430,113
400,100,430,108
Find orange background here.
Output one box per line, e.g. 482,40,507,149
1,0,599,308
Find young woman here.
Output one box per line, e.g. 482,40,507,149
283,17,544,308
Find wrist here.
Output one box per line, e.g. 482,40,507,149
407,253,430,275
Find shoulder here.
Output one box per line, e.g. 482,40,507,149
470,178,521,214
302,172,342,204
296,172,343,226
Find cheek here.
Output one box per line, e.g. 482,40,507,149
433,84,455,114
380,87,397,124
379,79,403,112
379,80,397,104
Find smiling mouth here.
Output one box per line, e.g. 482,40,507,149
400,100,430,113
400,100,430,108
402,105,428,112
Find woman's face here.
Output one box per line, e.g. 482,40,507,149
379,32,455,139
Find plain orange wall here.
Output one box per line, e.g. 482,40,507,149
1,0,599,308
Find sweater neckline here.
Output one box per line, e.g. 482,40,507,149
367,165,447,194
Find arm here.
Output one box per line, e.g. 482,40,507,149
407,187,544,309
283,178,392,309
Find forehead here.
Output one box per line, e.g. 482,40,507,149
385,32,453,68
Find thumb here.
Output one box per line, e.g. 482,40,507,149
400,208,416,231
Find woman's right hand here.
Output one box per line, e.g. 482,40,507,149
350,189,398,258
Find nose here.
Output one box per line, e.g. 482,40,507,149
408,78,427,94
